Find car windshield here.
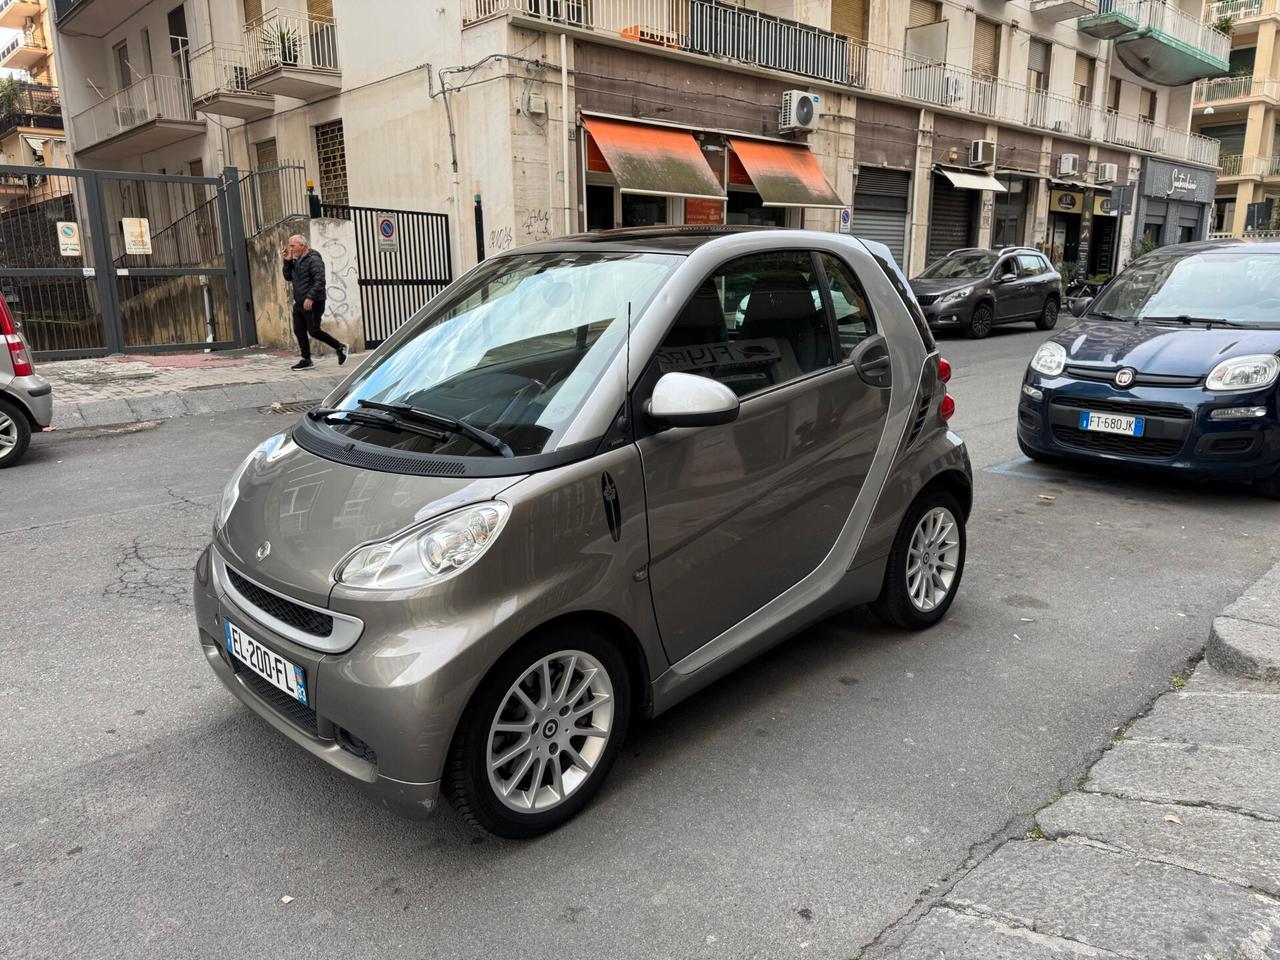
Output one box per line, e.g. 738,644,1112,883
916,252,999,280
324,251,680,457
1090,250,1280,326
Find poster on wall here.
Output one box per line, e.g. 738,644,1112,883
122,217,151,255
684,199,725,225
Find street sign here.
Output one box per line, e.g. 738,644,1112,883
56,221,81,256
122,217,151,255
838,208,852,235
1113,184,1135,216
376,213,399,253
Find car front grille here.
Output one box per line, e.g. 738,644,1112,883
1050,396,1193,421
226,567,333,638
1051,426,1185,459
915,294,939,307
232,661,319,735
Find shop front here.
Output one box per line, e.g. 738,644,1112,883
1133,159,1215,251
580,115,843,232
926,166,1005,265
1046,187,1121,278
991,174,1031,249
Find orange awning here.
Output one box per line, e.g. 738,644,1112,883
582,116,726,202
727,137,844,208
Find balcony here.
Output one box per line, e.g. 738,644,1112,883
1194,76,1280,105
1207,0,1277,21
0,28,49,72
0,0,42,31
69,74,204,161
189,43,274,119
0,82,62,139
243,9,341,100
52,0,152,38
1218,154,1280,178
1079,1,1230,85
1030,0,1098,21
0,171,32,199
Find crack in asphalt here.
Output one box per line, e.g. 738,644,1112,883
103,534,206,611
0,492,216,537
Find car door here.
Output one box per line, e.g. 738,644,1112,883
636,249,892,664
1017,254,1051,317
991,255,1024,320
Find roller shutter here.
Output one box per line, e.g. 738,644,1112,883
831,0,868,41
973,18,1000,78
853,168,910,266
910,0,940,27
927,175,974,265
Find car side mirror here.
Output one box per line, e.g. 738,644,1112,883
646,372,740,428
999,272,1018,283
1068,297,1092,318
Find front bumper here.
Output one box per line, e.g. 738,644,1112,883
4,373,52,429
1017,375,1280,480
917,296,976,329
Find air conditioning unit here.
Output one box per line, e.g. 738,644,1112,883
779,90,821,132
970,139,997,168
1058,153,1080,177
1097,162,1118,184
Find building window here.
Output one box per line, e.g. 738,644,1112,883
1108,77,1122,112
972,17,1000,80
1139,88,1157,124
1027,39,1051,92
114,41,131,90
909,0,941,26
1074,54,1095,104
313,119,348,206
140,28,154,76
242,0,263,24
831,0,868,43
168,5,190,79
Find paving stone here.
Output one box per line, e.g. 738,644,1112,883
220,382,277,409
125,394,186,421
944,840,1280,959
1185,665,1280,696
1038,792,1280,897
1124,690,1280,752
1087,739,1280,820
76,399,136,427
889,907,1120,959
1208,616,1280,683
1224,563,1280,630
179,389,235,416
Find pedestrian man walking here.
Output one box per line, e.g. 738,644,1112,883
282,233,347,370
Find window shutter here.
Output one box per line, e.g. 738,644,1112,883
1027,39,1049,75
831,0,868,42
910,0,940,27
242,0,262,24
972,18,999,78
1074,54,1094,91
307,0,334,18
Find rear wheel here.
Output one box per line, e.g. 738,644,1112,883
0,396,31,468
1035,297,1060,331
872,489,966,630
967,303,994,339
446,625,632,838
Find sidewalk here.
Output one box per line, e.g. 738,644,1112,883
881,560,1280,959
37,348,367,430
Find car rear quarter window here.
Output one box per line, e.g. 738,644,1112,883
1017,254,1044,275
819,253,877,360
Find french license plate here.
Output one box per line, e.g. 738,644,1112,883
1079,411,1145,437
224,619,308,705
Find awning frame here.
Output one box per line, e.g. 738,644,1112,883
935,165,1008,193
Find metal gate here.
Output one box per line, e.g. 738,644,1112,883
853,167,910,268
0,163,250,360
321,203,451,348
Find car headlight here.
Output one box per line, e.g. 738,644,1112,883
337,502,510,590
942,287,973,302
214,434,286,532
1206,354,1280,392
1030,341,1067,377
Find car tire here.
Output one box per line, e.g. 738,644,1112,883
967,303,994,339
1035,297,1060,331
1255,470,1280,500
872,488,967,630
445,625,632,839
0,396,31,469
1018,436,1054,464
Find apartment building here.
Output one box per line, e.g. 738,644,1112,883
1195,0,1280,235
0,0,69,206
48,0,1225,287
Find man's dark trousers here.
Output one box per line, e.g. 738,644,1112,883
292,299,342,361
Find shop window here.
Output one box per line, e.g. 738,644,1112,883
820,253,876,358
586,185,613,230
1143,222,1163,246
657,251,834,397
727,191,786,227
621,193,667,227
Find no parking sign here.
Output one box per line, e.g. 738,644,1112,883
838,208,852,235
376,213,399,252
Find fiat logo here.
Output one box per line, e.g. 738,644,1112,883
1114,368,1136,388
256,541,271,562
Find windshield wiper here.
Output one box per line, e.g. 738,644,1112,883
1143,315,1247,329
357,399,514,457
308,406,450,441
1087,309,1130,324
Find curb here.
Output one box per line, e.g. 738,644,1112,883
1205,559,1280,682
49,374,350,431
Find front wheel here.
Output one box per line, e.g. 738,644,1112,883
967,303,993,339
445,626,632,838
872,489,967,630
1035,298,1060,331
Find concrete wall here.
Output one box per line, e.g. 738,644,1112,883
247,217,363,353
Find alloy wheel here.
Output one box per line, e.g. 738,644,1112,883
0,409,17,460
906,506,961,612
969,306,993,338
486,650,615,813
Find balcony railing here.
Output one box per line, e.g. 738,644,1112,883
0,81,62,136
189,42,261,100
1097,0,1231,64
1218,154,1280,176
69,74,195,151
0,27,49,63
463,0,1221,168
244,8,339,78
1206,0,1276,19
1194,76,1280,102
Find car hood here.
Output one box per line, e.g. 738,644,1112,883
910,277,981,296
214,431,522,605
1052,319,1280,377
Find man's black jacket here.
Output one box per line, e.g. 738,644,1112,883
282,249,326,306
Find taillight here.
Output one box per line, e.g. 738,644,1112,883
938,357,952,384
1,301,33,376
940,393,955,421
938,356,954,421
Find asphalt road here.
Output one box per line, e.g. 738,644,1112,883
4,323,1279,960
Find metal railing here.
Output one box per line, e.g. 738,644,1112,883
188,42,267,102
1218,154,1280,176
239,160,308,236
243,8,339,78
1207,0,1276,19
0,27,48,61
1096,0,1231,64
69,75,196,151
1193,76,1277,102
1030,0,1098,13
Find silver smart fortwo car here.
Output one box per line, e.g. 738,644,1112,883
194,227,972,837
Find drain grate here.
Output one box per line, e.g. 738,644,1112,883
262,400,318,415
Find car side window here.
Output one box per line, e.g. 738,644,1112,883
998,257,1019,279
1017,254,1043,276
819,253,876,360
657,251,835,397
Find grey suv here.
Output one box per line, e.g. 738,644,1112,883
194,227,973,837
0,299,52,468
911,247,1062,339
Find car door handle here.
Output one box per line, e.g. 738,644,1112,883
850,335,891,389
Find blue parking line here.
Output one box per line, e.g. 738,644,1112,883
985,456,1039,479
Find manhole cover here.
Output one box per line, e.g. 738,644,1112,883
263,400,317,415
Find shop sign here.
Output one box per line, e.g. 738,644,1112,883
1139,160,1214,203
1049,190,1084,214
684,199,725,225
1093,195,1117,217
